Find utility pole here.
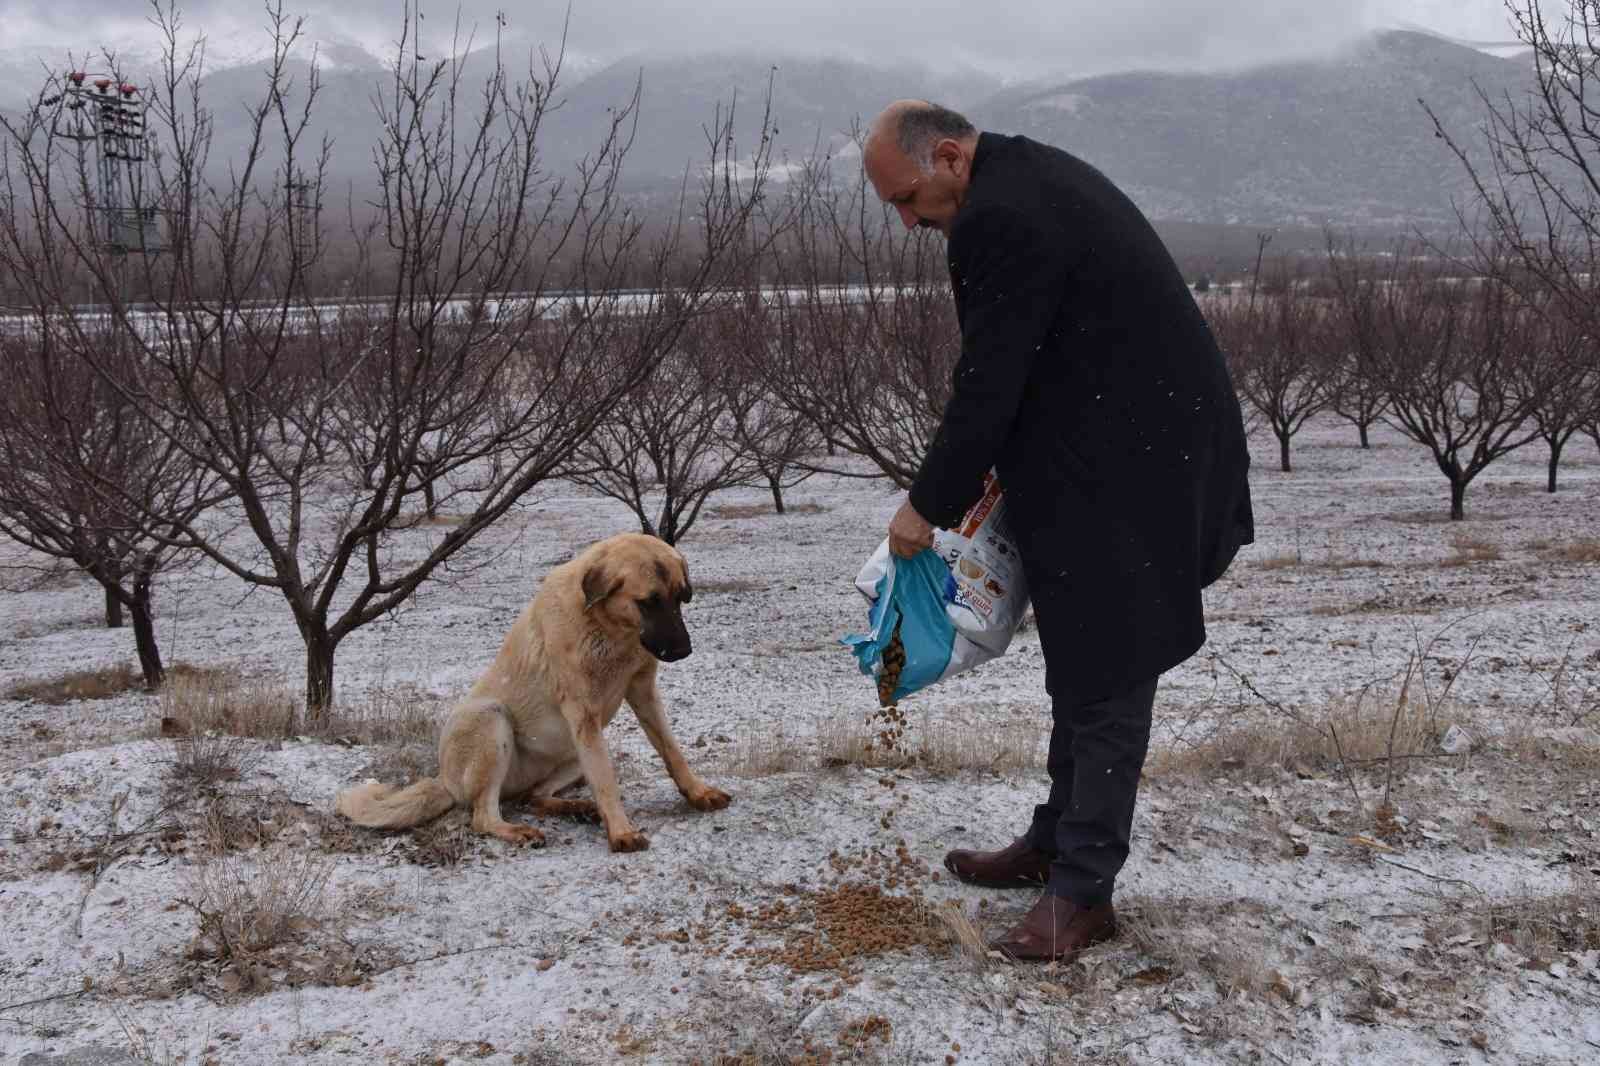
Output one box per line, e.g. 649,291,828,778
39,69,168,311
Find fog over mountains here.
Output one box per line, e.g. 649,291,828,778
2,27,1531,229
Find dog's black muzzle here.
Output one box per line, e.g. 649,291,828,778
640,605,692,662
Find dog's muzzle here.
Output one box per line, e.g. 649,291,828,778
648,639,692,663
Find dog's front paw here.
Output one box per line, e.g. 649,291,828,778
608,829,651,853
491,823,547,846
685,785,732,812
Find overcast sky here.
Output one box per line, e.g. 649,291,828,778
6,1,1525,79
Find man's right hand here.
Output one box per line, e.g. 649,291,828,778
888,499,936,559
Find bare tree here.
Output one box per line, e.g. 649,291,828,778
0,4,775,709
1587,363,1600,458
569,315,763,545
1208,263,1331,473
715,292,820,514
754,153,958,487
1424,1,1600,318
0,329,222,687
1321,235,1394,449
1511,296,1596,491
1372,259,1543,520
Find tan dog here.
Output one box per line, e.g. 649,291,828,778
336,533,729,851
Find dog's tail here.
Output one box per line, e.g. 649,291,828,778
336,777,455,829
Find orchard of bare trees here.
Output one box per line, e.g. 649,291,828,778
1215,240,1599,518
2,0,1598,714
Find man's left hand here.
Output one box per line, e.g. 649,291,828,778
888,499,936,559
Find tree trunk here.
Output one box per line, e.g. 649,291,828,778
1358,421,1371,449
129,554,164,689
769,474,785,515
101,546,123,628
304,634,337,716
422,477,437,519
1449,478,1466,521
1278,430,1292,473
1547,438,1562,494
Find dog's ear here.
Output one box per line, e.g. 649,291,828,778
582,563,624,612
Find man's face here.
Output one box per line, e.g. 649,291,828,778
864,138,968,236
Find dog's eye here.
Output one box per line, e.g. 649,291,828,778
640,593,662,610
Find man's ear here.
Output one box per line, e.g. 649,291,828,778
582,564,623,612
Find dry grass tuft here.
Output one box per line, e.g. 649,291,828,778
159,670,299,740
158,670,441,751
1256,553,1301,571
168,731,261,792
695,578,770,596
708,501,827,520
1146,687,1440,782
1122,898,1279,999
320,683,441,750
736,712,1044,776
1322,557,1388,571
1493,733,1600,770
1539,538,1600,565
1442,532,1503,567
1429,889,1600,963
183,843,333,963
930,901,993,973
6,661,235,706
175,825,393,996
7,662,145,704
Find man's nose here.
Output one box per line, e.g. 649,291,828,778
895,204,919,230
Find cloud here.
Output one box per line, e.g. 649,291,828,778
6,1,1521,80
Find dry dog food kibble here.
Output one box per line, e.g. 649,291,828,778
876,622,907,708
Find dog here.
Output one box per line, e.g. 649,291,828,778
336,532,730,851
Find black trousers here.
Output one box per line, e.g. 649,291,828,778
1024,674,1158,906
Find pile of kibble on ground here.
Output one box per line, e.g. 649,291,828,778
670,842,975,1065
636,842,953,989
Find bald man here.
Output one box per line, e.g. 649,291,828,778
863,101,1254,962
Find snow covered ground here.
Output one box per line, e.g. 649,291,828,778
2,415,1598,1065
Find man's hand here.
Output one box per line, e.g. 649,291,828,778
888,499,936,559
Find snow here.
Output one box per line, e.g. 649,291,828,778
2,414,1599,1064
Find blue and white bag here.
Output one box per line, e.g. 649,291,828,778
843,473,1030,703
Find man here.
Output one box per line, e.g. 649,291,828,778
862,100,1254,962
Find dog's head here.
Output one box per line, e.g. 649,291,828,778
580,534,694,662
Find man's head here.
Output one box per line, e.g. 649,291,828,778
862,100,979,236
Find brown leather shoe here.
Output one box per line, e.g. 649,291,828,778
988,893,1116,962
943,837,1051,888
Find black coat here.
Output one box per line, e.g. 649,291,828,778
909,133,1254,702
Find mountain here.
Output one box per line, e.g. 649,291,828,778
973,30,1527,227
1,30,1536,230
180,47,999,201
